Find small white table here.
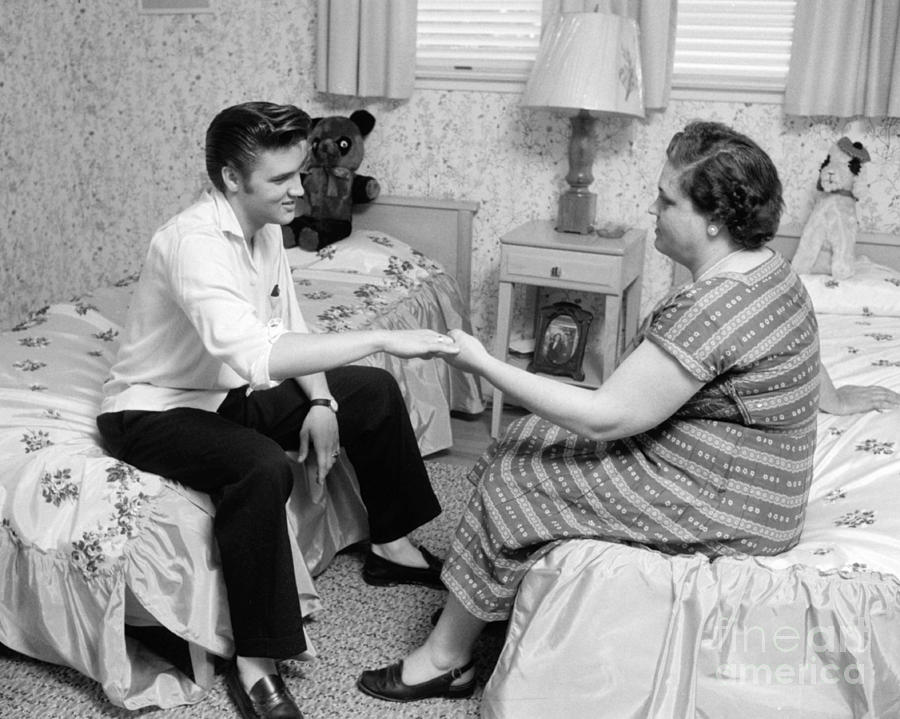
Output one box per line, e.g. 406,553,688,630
491,220,645,438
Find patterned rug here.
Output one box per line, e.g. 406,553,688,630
0,461,504,719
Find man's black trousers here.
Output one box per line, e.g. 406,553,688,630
97,366,441,659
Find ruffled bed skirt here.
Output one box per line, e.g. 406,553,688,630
0,456,368,710
483,539,900,719
349,272,485,456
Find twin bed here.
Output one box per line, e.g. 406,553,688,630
483,229,900,719
2,196,899,717
0,195,483,709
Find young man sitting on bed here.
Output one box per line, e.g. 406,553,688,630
96,101,460,719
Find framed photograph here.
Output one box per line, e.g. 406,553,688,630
528,301,593,381
138,0,215,14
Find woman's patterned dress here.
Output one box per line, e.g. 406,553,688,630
443,253,820,621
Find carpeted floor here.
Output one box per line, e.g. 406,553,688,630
0,461,505,718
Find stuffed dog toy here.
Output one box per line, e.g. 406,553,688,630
791,137,871,280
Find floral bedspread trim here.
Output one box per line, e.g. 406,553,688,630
69,462,153,580
301,271,444,333
2,277,157,582
292,232,447,333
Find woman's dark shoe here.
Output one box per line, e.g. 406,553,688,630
362,546,445,589
356,658,476,702
224,663,304,719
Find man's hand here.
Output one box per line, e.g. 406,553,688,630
297,406,340,481
380,330,460,359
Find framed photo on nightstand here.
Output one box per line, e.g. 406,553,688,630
528,301,593,381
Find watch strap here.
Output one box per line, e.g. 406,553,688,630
309,398,338,412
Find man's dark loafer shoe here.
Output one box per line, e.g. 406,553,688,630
225,664,304,719
356,658,476,702
362,547,445,589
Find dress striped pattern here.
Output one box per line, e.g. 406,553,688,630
443,253,820,622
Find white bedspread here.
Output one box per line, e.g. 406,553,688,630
758,313,900,577
0,283,370,709
483,310,900,719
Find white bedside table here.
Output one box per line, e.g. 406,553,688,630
491,220,645,438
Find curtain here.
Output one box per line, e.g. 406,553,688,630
784,0,900,118
543,0,676,111
315,0,417,99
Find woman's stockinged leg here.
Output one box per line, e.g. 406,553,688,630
357,594,485,700
401,595,484,685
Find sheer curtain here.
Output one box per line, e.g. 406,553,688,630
315,0,417,99
785,0,900,117
542,0,677,111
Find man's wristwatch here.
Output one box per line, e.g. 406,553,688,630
310,397,339,413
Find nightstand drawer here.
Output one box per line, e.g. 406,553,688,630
501,245,619,291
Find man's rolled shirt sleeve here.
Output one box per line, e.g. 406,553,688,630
170,231,288,391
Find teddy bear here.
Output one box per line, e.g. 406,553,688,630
791,137,871,280
286,109,381,251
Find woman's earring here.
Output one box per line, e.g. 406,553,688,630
707,225,719,236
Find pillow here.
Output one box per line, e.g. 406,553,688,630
289,229,444,281
800,258,900,317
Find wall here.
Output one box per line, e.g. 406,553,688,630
3,1,900,355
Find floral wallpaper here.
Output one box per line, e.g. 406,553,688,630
2,0,900,356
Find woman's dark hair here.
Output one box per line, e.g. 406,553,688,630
205,102,311,192
666,121,784,249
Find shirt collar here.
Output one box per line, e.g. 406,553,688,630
207,188,246,242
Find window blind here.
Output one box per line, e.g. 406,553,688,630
673,0,797,92
416,1,797,97
416,0,543,85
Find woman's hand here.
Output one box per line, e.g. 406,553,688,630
380,330,460,359
819,362,900,415
823,384,900,415
442,329,493,374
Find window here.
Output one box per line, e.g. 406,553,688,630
416,0,797,102
672,0,796,101
416,0,543,92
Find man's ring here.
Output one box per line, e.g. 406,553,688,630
331,451,340,459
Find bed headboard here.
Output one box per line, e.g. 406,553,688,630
672,225,900,285
770,225,900,272
353,195,480,310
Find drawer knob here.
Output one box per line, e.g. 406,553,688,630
550,266,561,278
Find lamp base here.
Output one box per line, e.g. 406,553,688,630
556,190,596,234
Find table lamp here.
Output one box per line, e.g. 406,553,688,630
522,12,644,234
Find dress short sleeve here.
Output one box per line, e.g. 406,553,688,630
644,271,808,384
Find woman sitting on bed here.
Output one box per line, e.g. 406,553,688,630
357,120,900,703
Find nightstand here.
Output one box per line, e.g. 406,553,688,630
491,220,645,438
